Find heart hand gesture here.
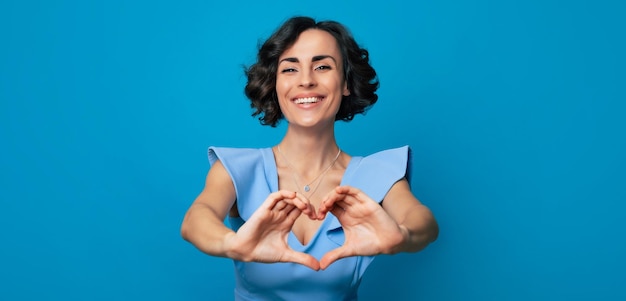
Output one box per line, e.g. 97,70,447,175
231,186,406,271
224,190,320,270
316,186,405,270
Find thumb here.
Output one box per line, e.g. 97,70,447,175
319,246,349,270
283,249,321,271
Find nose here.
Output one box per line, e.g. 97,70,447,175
299,70,316,88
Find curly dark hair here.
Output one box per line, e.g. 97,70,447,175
244,16,379,127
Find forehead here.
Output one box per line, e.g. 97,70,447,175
279,29,342,60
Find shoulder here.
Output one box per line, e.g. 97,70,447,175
208,146,267,166
355,145,411,180
207,146,276,221
207,145,274,191
362,145,410,164
207,146,273,185
344,145,412,202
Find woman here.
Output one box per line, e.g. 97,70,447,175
181,16,438,300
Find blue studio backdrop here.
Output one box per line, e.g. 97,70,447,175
1,0,625,300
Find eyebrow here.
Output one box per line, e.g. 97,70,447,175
279,55,338,64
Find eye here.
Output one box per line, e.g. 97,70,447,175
280,67,297,73
315,65,332,71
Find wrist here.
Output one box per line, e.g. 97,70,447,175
389,225,412,254
221,232,243,260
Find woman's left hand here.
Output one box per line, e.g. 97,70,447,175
317,186,406,270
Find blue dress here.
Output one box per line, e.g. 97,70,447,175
208,145,411,301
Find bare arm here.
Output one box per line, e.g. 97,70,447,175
382,178,439,253
180,160,237,257
180,160,320,269
316,179,438,269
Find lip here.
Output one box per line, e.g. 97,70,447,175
291,93,325,105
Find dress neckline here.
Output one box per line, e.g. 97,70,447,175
261,147,360,249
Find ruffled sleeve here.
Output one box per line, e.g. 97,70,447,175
324,145,412,273
326,145,411,233
208,147,273,222
341,145,411,203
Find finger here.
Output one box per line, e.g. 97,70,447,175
318,191,348,215
293,192,317,219
320,246,350,270
281,199,319,223
273,200,288,211
265,190,297,210
317,201,347,220
334,185,351,194
277,189,298,199
320,197,350,218
269,190,310,212
336,186,373,205
270,198,293,211
282,250,320,271
285,204,302,223
329,203,347,218
282,203,295,213
332,186,364,206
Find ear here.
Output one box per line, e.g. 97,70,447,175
342,81,350,96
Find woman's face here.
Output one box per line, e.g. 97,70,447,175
276,29,350,128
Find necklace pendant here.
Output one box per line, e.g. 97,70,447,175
303,185,310,192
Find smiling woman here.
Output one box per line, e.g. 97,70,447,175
275,29,350,129
245,17,379,127
180,16,438,301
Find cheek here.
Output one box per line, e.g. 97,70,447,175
275,77,290,97
275,80,291,110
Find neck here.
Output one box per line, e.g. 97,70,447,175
277,124,340,178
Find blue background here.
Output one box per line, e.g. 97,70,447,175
1,0,624,300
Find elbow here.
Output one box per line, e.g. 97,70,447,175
395,214,439,254
422,210,439,245
180,224,189,242
428,218,439,243
410,211,439,252
180,213,193,242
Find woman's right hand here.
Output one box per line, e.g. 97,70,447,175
222,190,320,270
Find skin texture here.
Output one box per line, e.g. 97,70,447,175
181,29,438,271
275,30,350,129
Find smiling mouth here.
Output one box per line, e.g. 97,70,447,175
293,97,323,104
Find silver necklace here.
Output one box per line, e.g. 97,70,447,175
276,145,341,196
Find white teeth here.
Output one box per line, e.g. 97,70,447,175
294,97,321,104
